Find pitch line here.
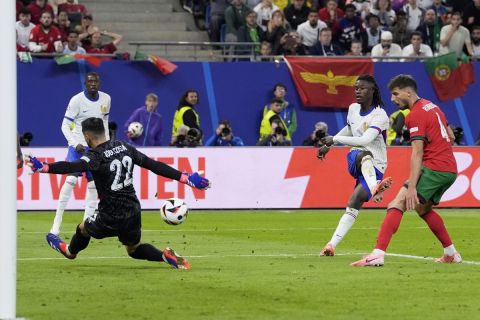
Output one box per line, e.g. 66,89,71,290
17,252,480,265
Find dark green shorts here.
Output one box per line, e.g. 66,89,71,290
405,166,457,205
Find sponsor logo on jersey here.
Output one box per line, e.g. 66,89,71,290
410,127,419,133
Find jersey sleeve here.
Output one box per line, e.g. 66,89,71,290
369,111,390,133
102,94,111,141
406,111,427,142
80,150,102,172
61,96,80,146
127,144,182,180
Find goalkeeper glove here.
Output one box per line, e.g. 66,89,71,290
180,171,211,190
24,155,49,173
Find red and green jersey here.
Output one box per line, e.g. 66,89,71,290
405,99,457,173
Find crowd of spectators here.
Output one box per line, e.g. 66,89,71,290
16,0,123,57
190,0,480,58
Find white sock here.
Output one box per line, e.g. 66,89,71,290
330,207,359,248
50,176,77,235
360,155,378,193
83,181,98,221
372,249,385,256
444,244,456,256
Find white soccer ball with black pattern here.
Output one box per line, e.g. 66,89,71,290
160,198,189,225
128,122,144,138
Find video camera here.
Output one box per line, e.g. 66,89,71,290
19,132,34,146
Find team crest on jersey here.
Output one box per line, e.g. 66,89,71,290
363,122,369,131
101,105,108,113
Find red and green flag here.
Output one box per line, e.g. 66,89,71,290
425,52,475,101
134,51,177,75
55,53,103,67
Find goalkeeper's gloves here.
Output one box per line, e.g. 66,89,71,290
180,171,211,190
24,155,49,173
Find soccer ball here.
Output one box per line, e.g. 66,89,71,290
128,122,144,138
160,198,189,225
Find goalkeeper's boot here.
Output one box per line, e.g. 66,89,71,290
162,247,190,270
320,243,335,256
372,177,393,203
435,252,462,264
350,253,384,267
46,233,76,260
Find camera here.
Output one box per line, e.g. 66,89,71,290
187,128,200,139
275,126,286,136
221,127,231,136
19,132,34,146
314,130,326,140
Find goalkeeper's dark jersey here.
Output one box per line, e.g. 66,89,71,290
48,140,182,219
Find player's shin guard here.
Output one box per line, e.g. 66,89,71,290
68,225,90,255
375,208,403,251
51,175,78,235
360,155,377,193
330,207,359,248
128,243,164,262
83,181,98,221
421,210,453,248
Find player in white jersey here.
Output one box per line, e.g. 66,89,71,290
317,74,392,256
49,72,111,235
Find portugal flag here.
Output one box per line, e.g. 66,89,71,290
284,56,374,108
425,53,475,101
134,51,177,75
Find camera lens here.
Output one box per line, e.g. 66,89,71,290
221,127,231,136
275,127,284,135
187,128,199,137
315,130,325,139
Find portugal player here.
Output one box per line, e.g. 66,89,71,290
352,74,461,267
317,74,392,256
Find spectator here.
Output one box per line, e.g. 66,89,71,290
371,30,402,61
464,0,480,31
205,120,245,146
297,10,327,51
259,98,292,142
254,0,280,32
417,0,433,10
472,25,480,56
259,40,273,60
225,0,250,43
58,0,87,28
302,121,328,147
16,7,35,52
27,0,54,25
257,118,292,146
171,90,202,145
391,11,412,47
449,0,470,16
364,14,382,54
403,0,425,32
387,109,410,146
63,30,86,54
351,0,371,18
76,13,98,48
417,8,442,54
318,0,344,36
263,83,297,136
338,4,365,52
402,31,433,59
310,27,344,55
278,31,307,54
29,11,63,53
16,0,24,20
391,0,408,12
449,125,464,146
237,10,266,55
170,124,200,148
369,0,396,29
348,39,364,55
85,31,122,54
273,0,290,11
439,12,474,56
55,10,70,43
124,93,163,146
208,0,229,42
284,0,310,30
429,0,449,24
266,10,291,54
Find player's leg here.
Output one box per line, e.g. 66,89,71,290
356,151,392,203
83,173,98,221
321,184,368,256
50,174,78,235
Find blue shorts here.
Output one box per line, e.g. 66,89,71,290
347,149,384,200
66,146,93,180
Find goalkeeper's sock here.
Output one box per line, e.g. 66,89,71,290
330,207,359,248
421,210,453,248
68,225,90,255
375,208,403,251
50,176,77,235
128,243,164,262
83,181,98,221
360,155,377,194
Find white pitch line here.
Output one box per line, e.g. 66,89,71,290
17,252,480,265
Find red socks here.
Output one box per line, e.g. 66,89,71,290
421,210,453,248
375,208,404,251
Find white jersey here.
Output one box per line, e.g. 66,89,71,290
62,91,111,147
338,103,389,172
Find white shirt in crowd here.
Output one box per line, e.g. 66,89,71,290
439,24,471,55
63,45,86,54
16,20,35,49
403,4,424,32
402,43,433,57
473,43,480,56
296,20,328,47
371,42,403,61
253,2,279,31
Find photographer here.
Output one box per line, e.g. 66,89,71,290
19,132,34,146
259,98,292,142
205,120,244,146
171,90,202,145
302,121,328,147
257,119,292,146
170,125,201,148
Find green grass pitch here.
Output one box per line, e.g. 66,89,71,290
18,209,480,320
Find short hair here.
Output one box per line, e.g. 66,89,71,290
40,11,53,18
273,83,287,92
271,97,284,104
410,31,423,39
86,71,100,79
81,117,105,136
367,14,380,22
146,93,158,101
67,30,79,36
320,27,332,34
351,39,362,46
388,74,418,92
345,4,356,11
472,25,480,31
219,119,231,127
451,11,462,19
308,8,319,15
19,7,31,15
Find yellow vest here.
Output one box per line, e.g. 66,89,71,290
387,109,410,145
273,0,290,10
259,109,291,141
171,106,199,137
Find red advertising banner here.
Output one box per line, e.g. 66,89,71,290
284,56,374,108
